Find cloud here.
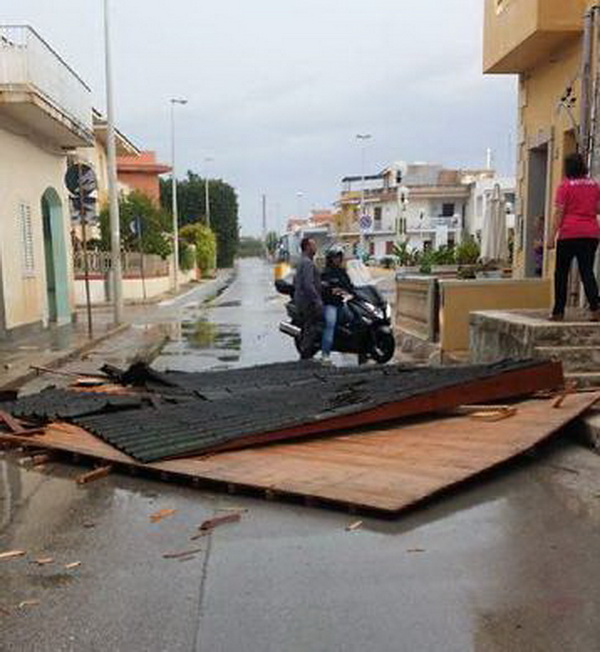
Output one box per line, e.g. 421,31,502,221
2,0,517,234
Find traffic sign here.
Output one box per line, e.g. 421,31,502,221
359,214,372,232
65,162,97,196
70,195,97,222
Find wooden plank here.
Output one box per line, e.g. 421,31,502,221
0,393,595,516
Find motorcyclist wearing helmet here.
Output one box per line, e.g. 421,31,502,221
320,245,354,362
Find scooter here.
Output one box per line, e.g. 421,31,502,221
275,276,395,364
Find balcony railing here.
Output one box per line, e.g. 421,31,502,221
408,216,463,232
0,25,92,134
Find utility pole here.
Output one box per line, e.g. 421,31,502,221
170,98,187,292
104,0,123,324
262,194,267,241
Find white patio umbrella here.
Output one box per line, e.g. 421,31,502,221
481,183,509,263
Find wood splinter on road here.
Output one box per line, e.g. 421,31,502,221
345,520,363,532
31,558,54,566
75,465,112,485
64,561,82,570
0,550,26,562
198,512,242,532
17,600,40,609
162,547,203,560
149,508,177,524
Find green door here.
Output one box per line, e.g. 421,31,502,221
41,189,70,323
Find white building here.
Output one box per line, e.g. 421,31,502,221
0,25,94,337
337,162,494,257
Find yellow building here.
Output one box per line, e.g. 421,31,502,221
484,0,595,279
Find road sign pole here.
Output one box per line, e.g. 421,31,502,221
79,164,93,339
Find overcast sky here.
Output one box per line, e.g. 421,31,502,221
3,0,517,235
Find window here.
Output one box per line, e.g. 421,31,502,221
441,203,455,217
19,203,35,276
374,206,382,231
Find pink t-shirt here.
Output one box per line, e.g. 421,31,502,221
555,177,600,240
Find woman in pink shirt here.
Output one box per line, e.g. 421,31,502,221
548,153,600,321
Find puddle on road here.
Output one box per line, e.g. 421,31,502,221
158,318,242,364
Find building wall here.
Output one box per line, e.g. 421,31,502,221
0,127,74,331
514,38,582,278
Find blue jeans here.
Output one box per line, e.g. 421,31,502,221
321,304,338,355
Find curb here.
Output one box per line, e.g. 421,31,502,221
0,322,131,393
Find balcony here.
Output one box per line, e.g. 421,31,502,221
483,0,587,74
408,216,463,233
0,25,93,147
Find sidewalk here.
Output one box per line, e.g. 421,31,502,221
0,270,234,393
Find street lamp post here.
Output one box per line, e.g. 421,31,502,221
356,134,372,258
170,98,187,292
103,0,123,324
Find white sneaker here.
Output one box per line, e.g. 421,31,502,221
320,354,332,366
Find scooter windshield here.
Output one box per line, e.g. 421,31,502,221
346,260,373,287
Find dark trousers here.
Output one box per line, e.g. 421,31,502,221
298,303,322,359
553,238,600,316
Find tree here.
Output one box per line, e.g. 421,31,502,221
100,191,172,259
265,231,279,258
160,172,239,268
180,223,216,275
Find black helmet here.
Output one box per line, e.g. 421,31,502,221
325,244,345,263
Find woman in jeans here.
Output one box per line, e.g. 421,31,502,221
548,153,600,321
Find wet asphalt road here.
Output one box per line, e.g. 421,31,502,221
1,258,600,652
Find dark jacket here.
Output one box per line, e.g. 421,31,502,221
294,255,322,311
321,265,354,307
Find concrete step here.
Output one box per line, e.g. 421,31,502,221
565,372,600,389
534,322,600,347
535,346,600,374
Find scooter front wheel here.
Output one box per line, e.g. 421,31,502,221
370,330,395,364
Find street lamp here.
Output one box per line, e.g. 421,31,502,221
103,0,123,324
170,98,188,292
356,133,372,256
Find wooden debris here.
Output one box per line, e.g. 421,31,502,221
162,547,203,560
17,600,40,609
407,548,426,554
469,407,517,422
31,454,52,466
64,561,82,570
83,521,96,529
198,512,242,532
345,520,363,532
0,550,26,562
31,558,54,566
149,508,177,524
76,465,112,485
552,381,578,409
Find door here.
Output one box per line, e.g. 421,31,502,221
41,188,70,324
525,145,549,278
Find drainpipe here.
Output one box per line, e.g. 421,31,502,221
0,249,5,338
579,5,600,177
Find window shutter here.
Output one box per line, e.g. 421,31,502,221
19,203,35,276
